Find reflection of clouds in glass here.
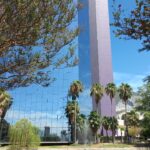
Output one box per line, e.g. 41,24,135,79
6,110,67,128
6,66,78,137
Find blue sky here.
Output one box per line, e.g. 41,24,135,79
5,0,150,131
109,0,150,90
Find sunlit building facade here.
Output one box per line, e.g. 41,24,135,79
78,0,115,116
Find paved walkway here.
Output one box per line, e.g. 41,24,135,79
0,147,149,150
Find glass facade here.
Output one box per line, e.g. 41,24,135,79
0,0,113,143
1,66,79,142
78,0,92,116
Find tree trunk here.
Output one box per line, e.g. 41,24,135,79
106,130,109,143
74,101,76,143
111,98,112,117
111,98,114,143
71,124,74,143
112,130,115,144
121,131,123,143
125,101,128,143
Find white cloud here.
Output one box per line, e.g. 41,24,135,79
113,72,150,91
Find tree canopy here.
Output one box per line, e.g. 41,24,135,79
136,82,150,112
112,0,150,51
0,0,78,90
135,83,150,138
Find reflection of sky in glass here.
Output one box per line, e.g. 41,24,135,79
78,0,92,115
6,66,78,136
4,0,93,139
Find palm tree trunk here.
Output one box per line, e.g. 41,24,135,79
106,130,109,143
94,134,96,144
0,118,2,142
121,131,123,143
111,98,114,143
111,98,112,117
125,101,128,143
74,101,76,143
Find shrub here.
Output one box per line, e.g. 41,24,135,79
8,119,40,150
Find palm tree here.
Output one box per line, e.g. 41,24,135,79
88,111,101,143
102,116,110,142
65,101,79,124
0,89,12,141
90,83,104,112
105,83,117,143
68,80,83,100
76,114,86,142
0,89,12,118
118,125,125,143
68,80,83,143
118,83,132,143
76,114,86,133
65,100,79,142
105,83,117,116
109,117,118,143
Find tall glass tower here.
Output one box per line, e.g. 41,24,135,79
78,0,115,116
1,0,115,143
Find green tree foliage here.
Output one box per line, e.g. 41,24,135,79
105,83,117,115
118,125,125,143
0,0,79,90
0,89,12,142
118,83,132,142
65,100,79,143
102,116,110,141
102,116,118,143
122,110,140,127
109,117,118,143
144,76,150,83
90,83,104,112
105,82,117,143
136,83,150,138
136,82,150,112
141,112,150,138
0,89,12,118
9,119,40,150
68,80,83,100
67,80,83,143
65,100,80,125
112,0,150,51
76,114,86,133
88,111,101,143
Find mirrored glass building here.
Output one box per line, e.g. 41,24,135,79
0,0,115,143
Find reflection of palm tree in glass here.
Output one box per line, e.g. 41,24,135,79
0,89,12,118
90,83,104,113
118,83,132,143
76,114,86,133
68,80,83,143
0,89,12,141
